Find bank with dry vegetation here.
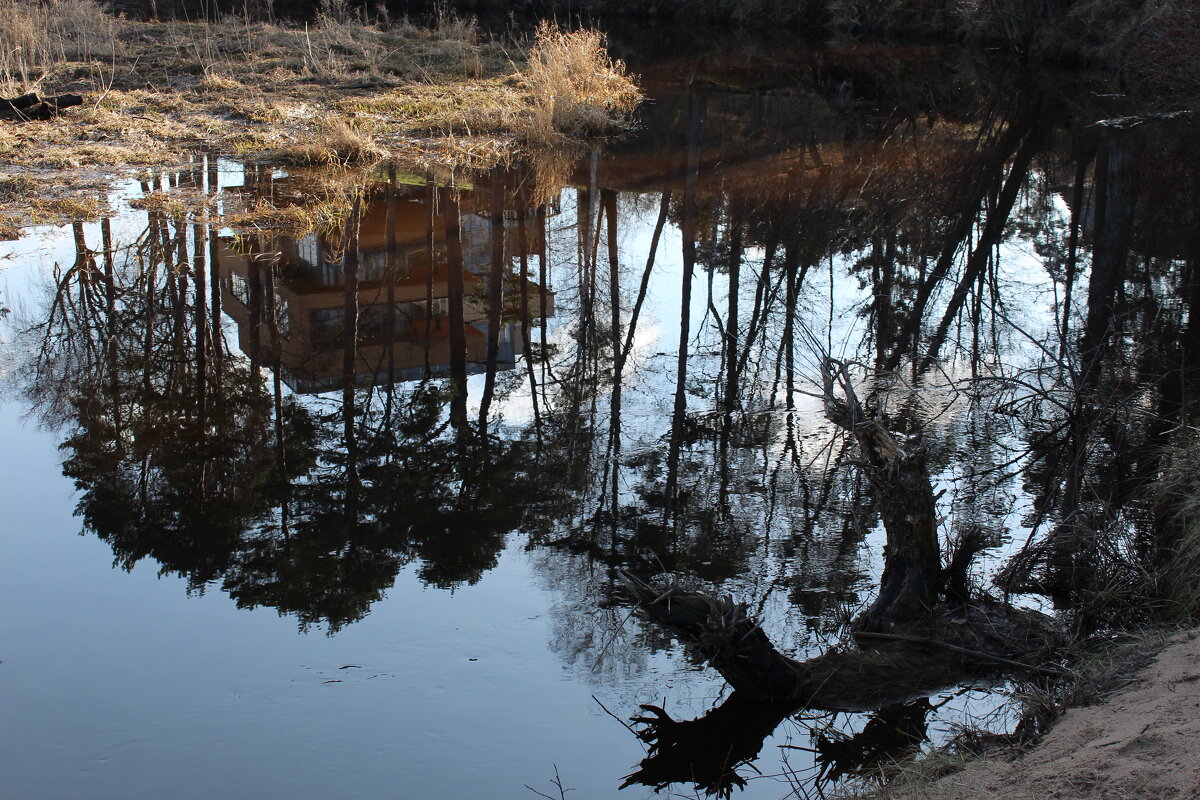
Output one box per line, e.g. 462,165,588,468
0,0,640,231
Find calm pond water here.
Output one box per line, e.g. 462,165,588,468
2,36,1198,800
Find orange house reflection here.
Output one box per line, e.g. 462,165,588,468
218,179,556,394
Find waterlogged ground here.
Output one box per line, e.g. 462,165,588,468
2,36,1198,800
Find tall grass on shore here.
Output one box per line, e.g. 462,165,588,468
0,1,642,172
0,0,118,95
1153,440,1200,620
518,22,641,144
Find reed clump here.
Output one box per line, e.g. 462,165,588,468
1151,439,1200,619
518,23,642,144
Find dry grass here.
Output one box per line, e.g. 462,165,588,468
0,3,641,233
1153,438,1200,619
0,0,119,96
272,118,388,166
517,22,642,144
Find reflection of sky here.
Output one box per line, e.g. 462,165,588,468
0,152,1094,799
0,175,722,800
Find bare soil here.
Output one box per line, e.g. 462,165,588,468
881,630,1200,800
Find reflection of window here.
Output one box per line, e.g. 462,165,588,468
310,307,343,348
275,296,290,338
432,298,449,317
313,303,431,348
361,250,389,281
297,234,319,267
231,273,250,306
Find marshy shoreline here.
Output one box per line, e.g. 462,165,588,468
1,0,1194,236
0,1,639,233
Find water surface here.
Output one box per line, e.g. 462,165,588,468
3,35,1198,800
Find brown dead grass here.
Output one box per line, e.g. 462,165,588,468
518,22,642,144
0,2,642,228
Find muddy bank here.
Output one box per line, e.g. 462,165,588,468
872,631,1200,800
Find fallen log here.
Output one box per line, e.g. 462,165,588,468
620,572,1063,707
0,92,85,121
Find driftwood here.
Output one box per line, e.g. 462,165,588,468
818,356,942,632
618,355,1066,795
0,92,84,121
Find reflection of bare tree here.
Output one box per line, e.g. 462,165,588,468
15,168,563,632
6,44,1199,795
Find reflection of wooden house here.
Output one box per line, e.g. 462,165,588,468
219,180,556,394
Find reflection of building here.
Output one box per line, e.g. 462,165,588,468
219,177,556,394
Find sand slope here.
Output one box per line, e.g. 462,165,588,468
885,631,1200,800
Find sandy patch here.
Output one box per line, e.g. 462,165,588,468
883,631,1200,800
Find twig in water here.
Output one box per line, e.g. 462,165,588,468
592,694,640,738
524,764,574,800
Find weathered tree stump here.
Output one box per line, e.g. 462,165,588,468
0,92,85,121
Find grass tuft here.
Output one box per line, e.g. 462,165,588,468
517,23,642,144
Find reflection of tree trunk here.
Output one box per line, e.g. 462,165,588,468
538,204,549,381
920,115,1047,369
820,359,941,631
622,694,794,795
192,220,209,498
737,228,776,379
1079,132,1140,385
604,188,622,525
424,175,436,379
884,102,1038,372
341,197,363,502
620,181,670,366
724,219,743,416
247,249,263,376
444,188,468,431
624,693,933,797
258,247,289,536
1059,154,1091,359
664,89,703,526
102,217,120,433
143,211,161,396
193,221,208,425
1047,132,1140,603
515,168,542,451
771,240,806,413
208,226,222,393
719,217,743,501
478,169,506,430
624,571,1056,706
873,230,895,370
384,167,398,421
577,160,597,369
